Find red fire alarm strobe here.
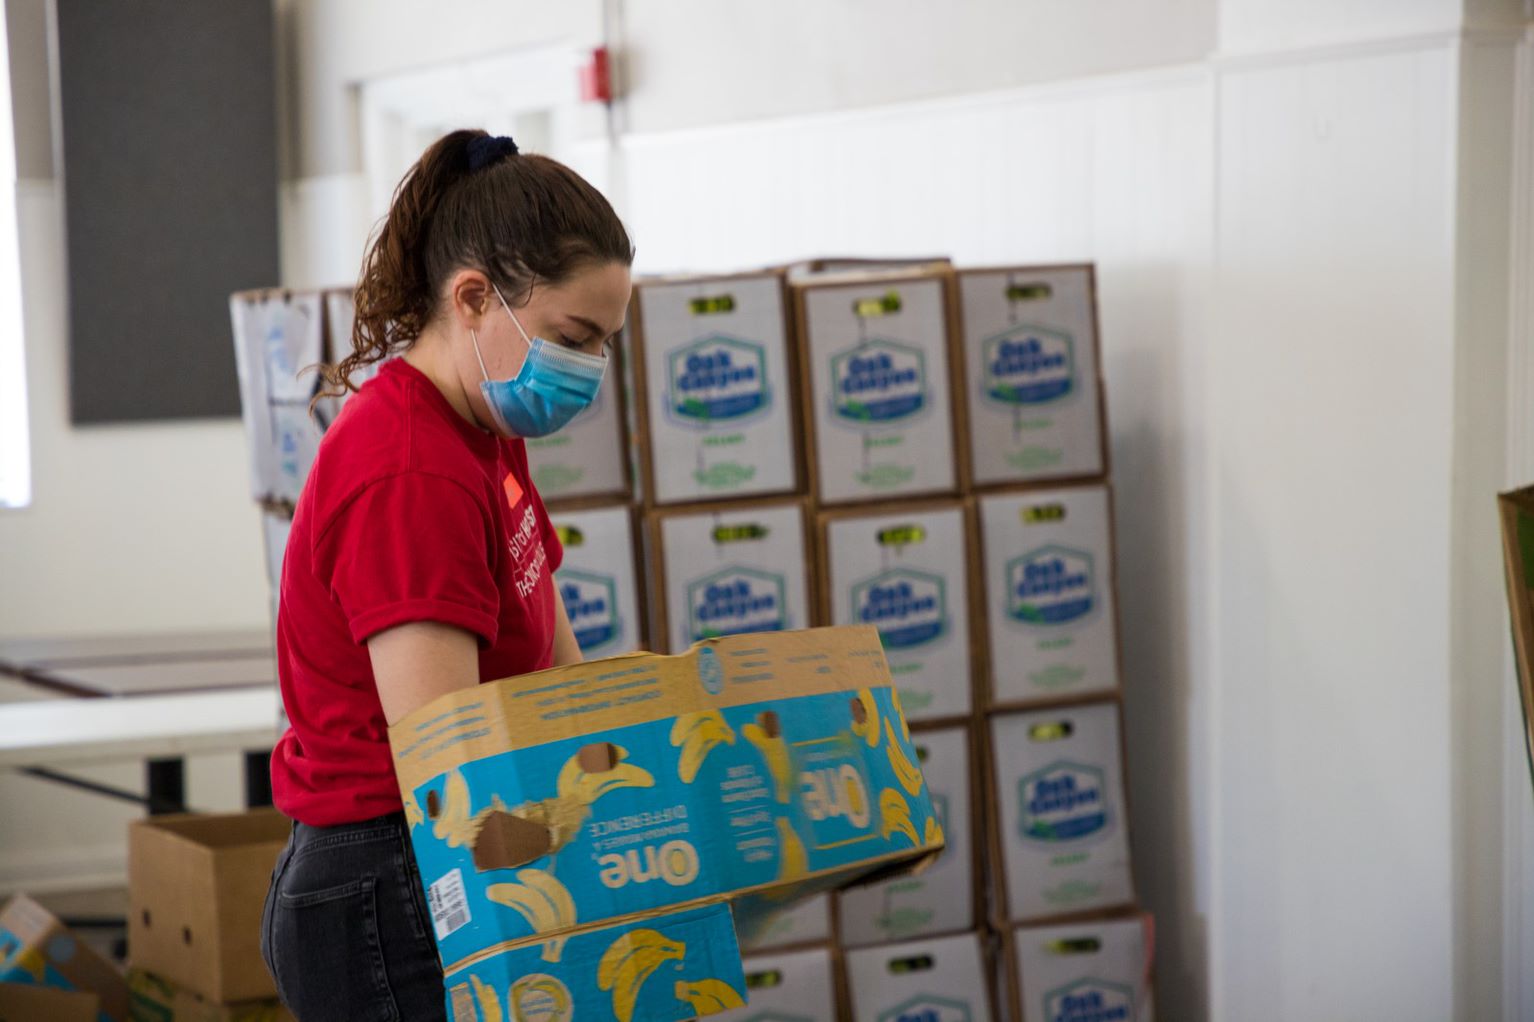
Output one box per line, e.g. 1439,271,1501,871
579,46,613,103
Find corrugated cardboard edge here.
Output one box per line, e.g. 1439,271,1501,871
629,270,809,510
954,263,1113,492
981,693,1139,932
642,496,818,654
1498,487,1534,783
789,264,964,508
971,480,1125,713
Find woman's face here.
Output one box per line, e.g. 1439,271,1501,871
456,260,631,435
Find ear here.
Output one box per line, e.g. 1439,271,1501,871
446,268,494,329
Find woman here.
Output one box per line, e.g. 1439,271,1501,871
259,129,634,1020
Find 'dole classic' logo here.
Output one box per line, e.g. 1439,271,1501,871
1006,546,1095,626
831,340,928,424
687,567,787,640
877,995,972,1022
982,325,1076,407
851,569,947,649
557,571,619,652
1019,761,1109,844
1044,979,1134,1022
667,335,770,425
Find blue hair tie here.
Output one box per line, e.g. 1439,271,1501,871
467,134,520,172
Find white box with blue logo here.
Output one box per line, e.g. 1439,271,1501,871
846,931,993,1022
630,272,802,505
647,500,814,655
792,267,965,505
713,946,840,1021
229,290,326,505
978,485,1120,708
388,626,943,1022
987,702,1134,922
820,501,979,722
525,349,631,503
957,266,1107,488
1006,914,1153,1022
737,893,833,951
839,725,978,946
549,503,645,658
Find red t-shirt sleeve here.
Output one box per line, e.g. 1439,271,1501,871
314,472,501,646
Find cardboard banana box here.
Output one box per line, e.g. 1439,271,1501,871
389,626,943,1022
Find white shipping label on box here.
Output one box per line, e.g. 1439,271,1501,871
991,704,1134,921
525,367,628,499
231,293,325,502
802,277,957,502
549,504,642,658
657,503,811,653
1013,916,1153,1022
825,505,973,721
980,486,1119,705
840,726,973,946
638,276,798,502
737,893,833,952
959,268,1104,486
716,946,838,1021
847,932,992,1022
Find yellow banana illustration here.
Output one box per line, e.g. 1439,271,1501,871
471,975,503,1022
486,868,577,962
850,688,881,747
597,928,686,1022
10,947,45,983
674,978,746,1014
891,687,911,741
670,710,736,783
777,817,807,883
432,769,478,847
880,787,918,845
510,975,573,1021
925,816,945,847
403,789,425,829
556,745,655,805
742,722,794,802
885,719,924,797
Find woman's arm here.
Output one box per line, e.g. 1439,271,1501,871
552,585,584,666
369,621,480,726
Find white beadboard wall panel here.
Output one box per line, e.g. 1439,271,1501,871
1211,43,1457,1022
614,69,1217,1021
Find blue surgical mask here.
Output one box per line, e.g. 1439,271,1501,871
470,285,608,438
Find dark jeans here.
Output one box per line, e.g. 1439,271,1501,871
260,811,446,1021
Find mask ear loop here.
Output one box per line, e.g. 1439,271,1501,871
469,326,492,383
492,283,536,346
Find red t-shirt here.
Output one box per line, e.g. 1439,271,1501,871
270,359,563,826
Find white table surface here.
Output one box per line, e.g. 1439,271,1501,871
23,654,278,697
0,687,282,769
0,628,272,673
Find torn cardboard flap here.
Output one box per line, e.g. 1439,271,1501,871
388,626,942,993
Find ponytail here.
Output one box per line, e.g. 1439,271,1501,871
318,129,633,398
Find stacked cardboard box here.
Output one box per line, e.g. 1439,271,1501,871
125,809,294,1021
0,894,129,1021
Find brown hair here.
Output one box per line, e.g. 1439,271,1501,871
318,129,634,398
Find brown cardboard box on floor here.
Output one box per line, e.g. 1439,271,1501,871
128,809,290,1004
127,968,293,1022
0,893,128,1020
0,981,100,1022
